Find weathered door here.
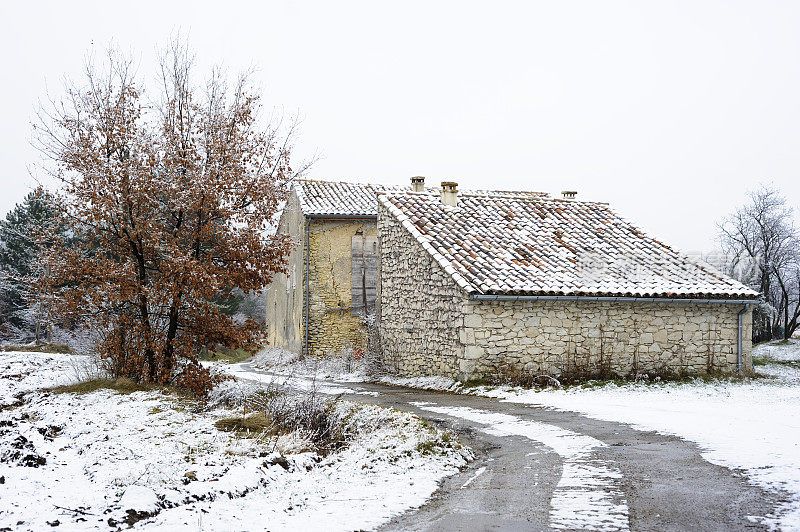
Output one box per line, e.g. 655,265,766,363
351,235,378,315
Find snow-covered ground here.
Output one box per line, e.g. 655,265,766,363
250,348,463,391
0,351,472,531
249,348,368,383
256,343,800,529
202,343,800,529
475,340,800,530
0,350,92,407
753,339,800,363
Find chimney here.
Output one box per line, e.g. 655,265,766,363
411,176,425,192
441,181,458,206
562,190,577,200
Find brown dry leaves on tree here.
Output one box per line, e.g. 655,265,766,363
34,44,305,395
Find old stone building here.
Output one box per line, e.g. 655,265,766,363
377,185,759,380
265,178,548,357
265,180,398,356
267,178,758,380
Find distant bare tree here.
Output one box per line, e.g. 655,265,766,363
719,184,800,340
776,253,800,339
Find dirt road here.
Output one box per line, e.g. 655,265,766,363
234,364,782,531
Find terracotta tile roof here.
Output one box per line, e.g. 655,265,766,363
294,180,549,217
379,191,759,300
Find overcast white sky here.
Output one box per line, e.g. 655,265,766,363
1,0,799,253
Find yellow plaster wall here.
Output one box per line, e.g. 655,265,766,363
306,219,376,356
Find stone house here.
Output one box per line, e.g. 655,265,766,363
377,185,759,379
267,178,758,379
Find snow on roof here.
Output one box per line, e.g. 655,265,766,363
294,180,402,217
293,180,549,217
379,191,759,300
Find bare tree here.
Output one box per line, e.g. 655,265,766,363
776,252,800,339
719,184,800,340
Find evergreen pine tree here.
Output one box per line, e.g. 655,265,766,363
0,188,57,339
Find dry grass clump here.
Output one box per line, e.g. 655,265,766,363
264,394,350,455
213,384,354,456
214,414,273,435
47,378,167,395
0,343,74,354
198,346,255,364
416,430,461,456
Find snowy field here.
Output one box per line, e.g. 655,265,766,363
0,350,90,406
0,351,472,531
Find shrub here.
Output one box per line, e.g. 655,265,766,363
212,382,353,455
249,389,351,455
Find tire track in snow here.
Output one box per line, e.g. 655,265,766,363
460,466,486,489
411,402,629,531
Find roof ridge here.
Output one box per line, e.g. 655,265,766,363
294,179,550,217
379,189,603,204
295,178,378,185
296,179,549,195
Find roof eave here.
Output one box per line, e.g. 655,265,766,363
304,213,378,219
469,293,760,305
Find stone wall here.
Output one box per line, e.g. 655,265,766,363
377,202,754,380
306,218,376,356
265,192,305,352
377,202,468,375
460,300,753,379
265,192,377,357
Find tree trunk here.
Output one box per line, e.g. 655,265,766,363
162,294,182,380
145,348,157,382
785,299,791,340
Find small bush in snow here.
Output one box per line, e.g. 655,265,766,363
242,388,352,456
